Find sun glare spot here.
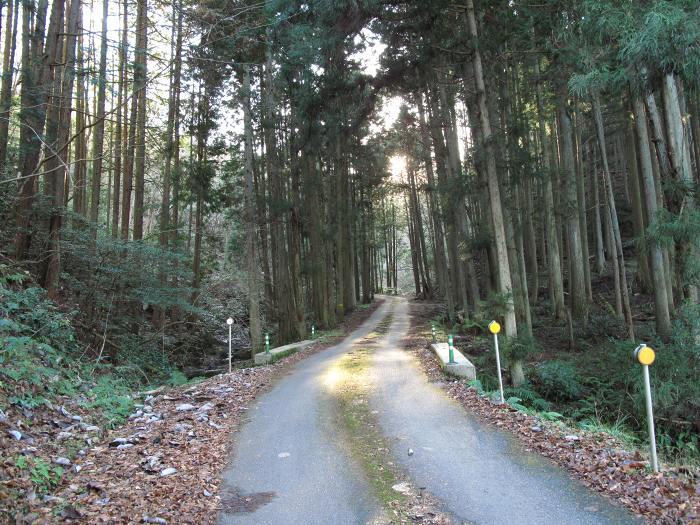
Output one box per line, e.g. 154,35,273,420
389,155,406,182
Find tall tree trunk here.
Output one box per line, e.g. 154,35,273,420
39,0,67,288
592,93,634,339
406,194,421,296
14,0,51,259
534,60,565,320
626,121,651,291
112,0,127,238
426,85,460,312
263,50,294,340
644,87,676,187
160,0,182,250
663,73,699,303
121,0,136,241
556,86,587,319
417,92,452,315
438,78,470,311
523,178,538,303
43,0,79,297
307,157,330,326
0,0,18,172
288,108,305,339
591,146,606,274
689,92,700,180
573,104,592,302
132,0,147,241
633,95,672,339
342,155,355,313
465,0,520,385
254,123,273,311
242,66,261,355
73,32,86,217
191,89,208,301
409,164,432,297
169,0,183,254
89,0,109,233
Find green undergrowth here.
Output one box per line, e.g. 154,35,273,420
328,346,407,516
13,456,64,495
426,307,700,465
0,266,197,429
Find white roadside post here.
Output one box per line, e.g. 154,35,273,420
226,318,233,373
634,343,659,472
489,321,505,404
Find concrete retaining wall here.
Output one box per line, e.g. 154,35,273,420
430,343,476,380
254,340,315,365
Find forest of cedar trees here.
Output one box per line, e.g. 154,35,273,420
0,0,699,463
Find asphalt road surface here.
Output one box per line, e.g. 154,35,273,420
369,296,638,525
219,296,639,525
218,301,390,525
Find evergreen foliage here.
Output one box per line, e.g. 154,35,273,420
0,0,699,461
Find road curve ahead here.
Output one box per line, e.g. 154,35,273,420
370,296,640,525
218,301,391,525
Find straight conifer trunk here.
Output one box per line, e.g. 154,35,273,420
132,0,148,241
44,0,79,296
242,66,261,355
556,87,587,319
89,0,109,233
592,93,634,339
534,58,565,320
466,0,520,385
632,96,671,339
0,0,18,172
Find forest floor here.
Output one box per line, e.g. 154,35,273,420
3,296,698,524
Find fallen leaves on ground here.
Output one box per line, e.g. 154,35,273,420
406,302,700,525
1,301,381,524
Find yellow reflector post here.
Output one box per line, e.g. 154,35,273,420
636,345,656,366
488,321,501,335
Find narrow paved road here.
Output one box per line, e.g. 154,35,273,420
219,296,639,525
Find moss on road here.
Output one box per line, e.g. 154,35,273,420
323,311,453,524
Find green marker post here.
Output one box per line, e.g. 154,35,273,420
448,334,455,364
431,323,436,343
265,333,270,354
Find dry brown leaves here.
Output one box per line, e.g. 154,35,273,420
405,303,700,525
1,301,381,524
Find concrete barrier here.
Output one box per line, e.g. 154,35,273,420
254,340,315,365
430,343,476,380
